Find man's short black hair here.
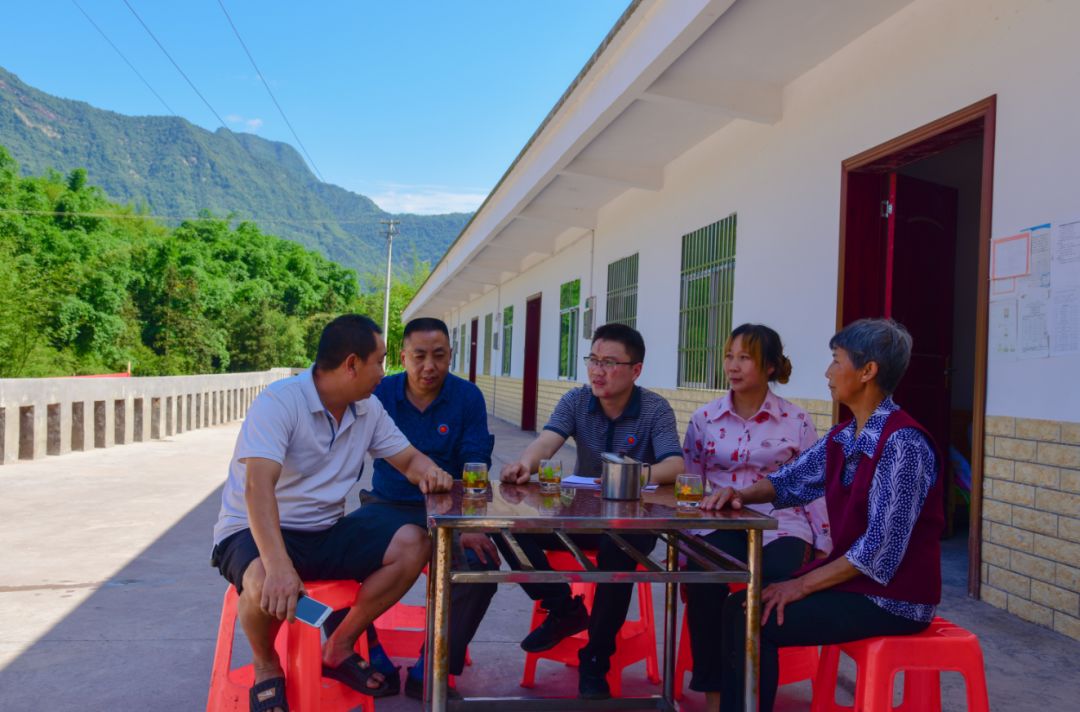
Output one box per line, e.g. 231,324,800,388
592,322,645,363
315,314,382,370
403,317,450,341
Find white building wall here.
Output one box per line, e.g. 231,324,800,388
441,0,1080,422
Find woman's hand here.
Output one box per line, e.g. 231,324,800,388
761,577,808,627
700,486,743,511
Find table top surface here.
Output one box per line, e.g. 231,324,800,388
425,480,777,531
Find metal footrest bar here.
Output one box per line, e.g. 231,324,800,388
448,696,676,711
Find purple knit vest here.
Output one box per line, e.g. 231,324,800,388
796,408,943,604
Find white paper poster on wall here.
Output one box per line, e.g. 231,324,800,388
1017,288,1050,359
992,232,1030,280
988,299,1017,357
1023,223,1052,290
1050,286,1080,357
1052,219,1080,287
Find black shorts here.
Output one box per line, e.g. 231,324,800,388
211,504,424,593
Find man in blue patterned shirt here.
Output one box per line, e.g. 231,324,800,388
328,317,498,699
500,323,684,699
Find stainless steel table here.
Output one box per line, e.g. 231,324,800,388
423,481,777,712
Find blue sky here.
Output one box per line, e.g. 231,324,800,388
2,1,628,214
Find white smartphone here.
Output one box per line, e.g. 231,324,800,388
294,593,333,627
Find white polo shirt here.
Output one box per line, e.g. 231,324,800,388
213,367,411,546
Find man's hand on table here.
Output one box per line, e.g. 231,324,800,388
460,533,500,566
419,466,453,494
260,561,305,622
500,461,532,485
700,485,744,511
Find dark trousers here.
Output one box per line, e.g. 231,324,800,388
684,532,810,692
327,497,498,676
720,588,929,711
494,531,657,674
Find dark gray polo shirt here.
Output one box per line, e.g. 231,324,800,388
543,385,683,477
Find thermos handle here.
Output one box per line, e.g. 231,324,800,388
642,462,652,488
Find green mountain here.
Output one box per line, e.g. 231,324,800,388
0,65,470,277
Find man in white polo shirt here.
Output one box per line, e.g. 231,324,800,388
211,314,452,710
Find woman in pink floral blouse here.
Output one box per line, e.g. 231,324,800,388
681,323,831,708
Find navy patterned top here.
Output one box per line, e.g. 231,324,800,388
767,397,938,622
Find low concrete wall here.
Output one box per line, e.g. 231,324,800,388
0,369,294,465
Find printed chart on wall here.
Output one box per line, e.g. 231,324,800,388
990,221,1080,360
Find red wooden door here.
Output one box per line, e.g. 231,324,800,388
469,318,479,383
887,173,958,455
521,295,542,431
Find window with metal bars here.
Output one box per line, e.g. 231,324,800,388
678,214,737,390
606,253,639,328
502,306,513,376
451,327,458,371
459,325,468,374
483,313,493,375
558,279,580,379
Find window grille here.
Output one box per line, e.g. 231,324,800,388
483,313,493,375
606,253,639,328
678,214,737,390
558,279,581,379
459,325,468,373
502,306,513,376
451,327,458,371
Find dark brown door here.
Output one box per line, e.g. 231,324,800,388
521,295,542,431
469,318,479,383
887,173,958,456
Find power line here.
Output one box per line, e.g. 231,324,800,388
120,0,233,132
216,0,326,183
69,0,177,116
0,207,402,227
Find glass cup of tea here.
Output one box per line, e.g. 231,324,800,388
462,462,489,496
538,459,563,493
676,473,705,508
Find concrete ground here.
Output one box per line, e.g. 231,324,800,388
0,416,1076,711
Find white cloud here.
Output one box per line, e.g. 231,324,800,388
224,114,264,132
369,184,487,214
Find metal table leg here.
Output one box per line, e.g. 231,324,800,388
429,526,453,712
424,538,438,705
744,528,763,712
662,534,678,705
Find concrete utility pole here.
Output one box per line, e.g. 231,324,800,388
379,218,399,367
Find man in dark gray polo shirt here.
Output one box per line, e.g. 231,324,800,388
499,323,683,699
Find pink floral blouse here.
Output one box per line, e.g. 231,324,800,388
682,390,832,553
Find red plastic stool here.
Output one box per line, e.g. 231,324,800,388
206,580,375,712
811,617,989,712
520,550,660,696
672,582,818,701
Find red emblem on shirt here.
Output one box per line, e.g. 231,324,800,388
626,435,636,446
437,424,449,435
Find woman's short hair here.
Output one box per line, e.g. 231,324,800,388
726,323,792,384
829,318,912,394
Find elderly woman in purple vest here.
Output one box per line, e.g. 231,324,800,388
700,318,943,712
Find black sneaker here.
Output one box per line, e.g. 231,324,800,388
404,671,461,700
578,669,611,700
520,595,589,653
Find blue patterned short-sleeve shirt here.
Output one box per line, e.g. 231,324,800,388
767,397,938,622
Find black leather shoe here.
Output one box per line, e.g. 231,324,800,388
404,672,461,701
520,595,589,653
578,670,611,700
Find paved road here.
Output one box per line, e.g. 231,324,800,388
0,417,1075,710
